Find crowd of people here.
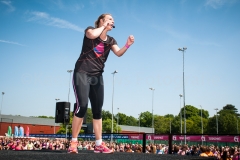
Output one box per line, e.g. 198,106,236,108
0,136,239,160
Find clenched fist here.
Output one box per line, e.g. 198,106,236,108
126,35,134,46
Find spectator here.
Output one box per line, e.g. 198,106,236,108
220,150,232,160
15,141,24,150
157,145,164,154
34,141,41,150
173,145,179,155
232,150,239,160
190,145,199,156
199,146,208,157
135,144,142,153
125,144,133,153
151,143,156,154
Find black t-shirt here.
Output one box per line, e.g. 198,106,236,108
74,26,117,76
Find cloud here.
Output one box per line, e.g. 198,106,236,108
26,11,84,32
205,0,238,9
0,40,26,46
50,0,84,12
1,0,15,12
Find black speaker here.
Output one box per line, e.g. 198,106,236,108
74,103,87,124
55,102,71,123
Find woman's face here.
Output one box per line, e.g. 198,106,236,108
227,151,230,156
102,15,114,30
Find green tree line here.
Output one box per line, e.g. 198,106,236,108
56,104,239,135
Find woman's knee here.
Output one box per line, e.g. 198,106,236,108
74,106,88,118
92,109,102,119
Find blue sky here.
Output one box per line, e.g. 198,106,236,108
0,0,240,119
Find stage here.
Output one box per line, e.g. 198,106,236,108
0,150,217,160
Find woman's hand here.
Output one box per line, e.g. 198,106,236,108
126,35,134,46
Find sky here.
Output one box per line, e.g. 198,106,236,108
0,0,240,119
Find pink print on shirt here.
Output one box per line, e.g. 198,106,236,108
94,42,104,57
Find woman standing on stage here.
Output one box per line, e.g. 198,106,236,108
68,13,134,154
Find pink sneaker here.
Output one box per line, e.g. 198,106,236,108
94,143,113,154
68,141,78,154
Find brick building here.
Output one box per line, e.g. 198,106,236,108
0,114,60,136
0,114,153,136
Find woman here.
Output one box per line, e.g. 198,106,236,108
157,145,164,154
68,13,134,154
15,141,24,151
199,146,209,157
220,150,232,160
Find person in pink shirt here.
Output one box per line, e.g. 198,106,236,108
15,141,23,150
232,150,239,160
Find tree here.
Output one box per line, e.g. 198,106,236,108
185,105,201,119
57,112,84,134
220,104,240,117
115,113,128,125
86,108,93,123
170,116,182,134
218,110,238,134
102,119,121,133
125,116,138,126
154,115,167,134
140,111,153,127
31,116,55,119
164,114,174,119
198,109,209,119
102,110,112,121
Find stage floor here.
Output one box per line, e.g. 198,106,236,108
0,150,217,160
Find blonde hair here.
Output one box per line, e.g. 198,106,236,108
95,13,111,28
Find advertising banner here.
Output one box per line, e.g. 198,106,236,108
172,135,239,143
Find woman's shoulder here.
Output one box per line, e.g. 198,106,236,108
106,35,117,45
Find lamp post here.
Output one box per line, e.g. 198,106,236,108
200,105,203,145
55,98,60,134
149,88,155,134
117,107,119,133
214,108,218,134
179,94,182,134
111,70,117,142
67,70,73,140
178,47,187,144
200,105,203,135
237,118,239,134
67,70,73,102
170,119,172,134
0,92,5,123
138,113,141,133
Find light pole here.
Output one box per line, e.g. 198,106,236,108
111,70,117,142
237,118,239,134
0,92,5,123
200,105,203,135
170,119,172,134
200,105,203,145
67,70,73,102
138,113,141,133
55,98,60,134
149,88,155,134
179,94,182,134
117,107,119,133
178,47,187,144
214,108,218,134
67,70,73,140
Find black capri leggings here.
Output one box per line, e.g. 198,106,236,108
72,72,104,119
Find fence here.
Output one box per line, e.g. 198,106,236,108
28,133,240,153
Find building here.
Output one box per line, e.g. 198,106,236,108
0,114,153,136
0,114,60,136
